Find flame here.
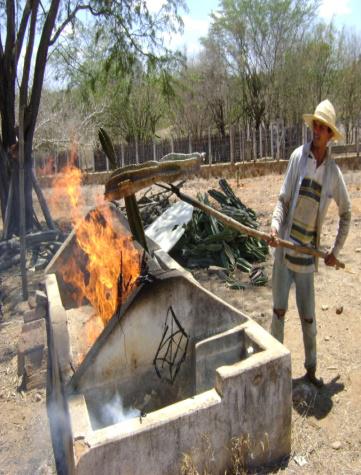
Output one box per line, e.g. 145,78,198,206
61,206,141,324
49,151,142,358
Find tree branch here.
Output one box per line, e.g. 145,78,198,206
0,31,3,58
49,4,103,46
26,0,61,138
15,1,32,64
5,0,15,62
20,0,40,108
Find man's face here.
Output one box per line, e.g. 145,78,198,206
312,120,333,148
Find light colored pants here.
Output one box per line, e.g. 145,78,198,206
271,259,317,370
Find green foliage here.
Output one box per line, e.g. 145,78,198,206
51,15,183,142
208,0,321,126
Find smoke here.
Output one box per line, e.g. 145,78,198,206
99,392,140,427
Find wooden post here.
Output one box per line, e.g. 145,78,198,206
135,138,139,165
208,127,212,165
188,134,192,153
152,139,157,161
31,169,56,230
55,145,58,174
121,142,125,167
252,126,256,162
276,123,280,161
270,123,274,159
242,127,246,163
170,136,174,154
2,174,14,240
356,119,359,158
230,124,235,164
282,122,286,159
259,124,263,159
265,123,269,159
18,106,28,300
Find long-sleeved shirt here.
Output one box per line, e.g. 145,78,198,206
271,142,351,270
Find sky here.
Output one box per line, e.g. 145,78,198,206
171,0,361,56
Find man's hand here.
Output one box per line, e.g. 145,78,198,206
268,227,280,247
324,251,337,267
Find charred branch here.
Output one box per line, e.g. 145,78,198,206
0,230,67,255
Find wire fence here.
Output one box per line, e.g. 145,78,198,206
33,122,359,176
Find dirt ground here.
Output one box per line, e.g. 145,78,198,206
0,168,361,474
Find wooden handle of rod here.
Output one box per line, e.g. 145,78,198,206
169,185,345,270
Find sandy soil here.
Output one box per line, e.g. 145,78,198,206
0,168,361,474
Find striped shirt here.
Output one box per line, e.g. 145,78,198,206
285,153,325,273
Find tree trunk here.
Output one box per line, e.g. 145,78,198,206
6,140,34,237
0,145,9,221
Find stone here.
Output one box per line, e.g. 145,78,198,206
336,305,343,315
35,290,48,308
22,318,46,334
331,441,342,450
23,309,40,324
321,304,329,311
207,266,228,279
28,295,37,309
294,455,308,467
17,319,46,377
23,351,48,390
355,248,361,253
324,336,330,341
15,301,30,315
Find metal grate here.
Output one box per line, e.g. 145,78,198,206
153,306,189,384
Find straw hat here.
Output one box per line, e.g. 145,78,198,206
303,99,343,142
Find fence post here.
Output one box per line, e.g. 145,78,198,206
238,123,242,162
230,124,235,164
188,134,192,153
259,124,263,159
170,136,174,153
152,139,156,161
276,123,280,161
265,123,269,159
208,127,212,165
55,146,58,174
18,105,28,300
242,127,246,163
356,119,359,158
135,138,139,164
270,124,274,159
282,124,286,159
252,126,256,162
120,142,125,167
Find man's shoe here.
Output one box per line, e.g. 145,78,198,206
305,368,324,388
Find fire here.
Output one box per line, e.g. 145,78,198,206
61,206,141,324
50,153,142,356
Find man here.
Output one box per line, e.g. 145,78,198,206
269,99,351,387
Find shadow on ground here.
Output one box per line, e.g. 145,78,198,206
292,374,344,419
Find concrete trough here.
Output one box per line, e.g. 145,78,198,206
45,204,291,474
